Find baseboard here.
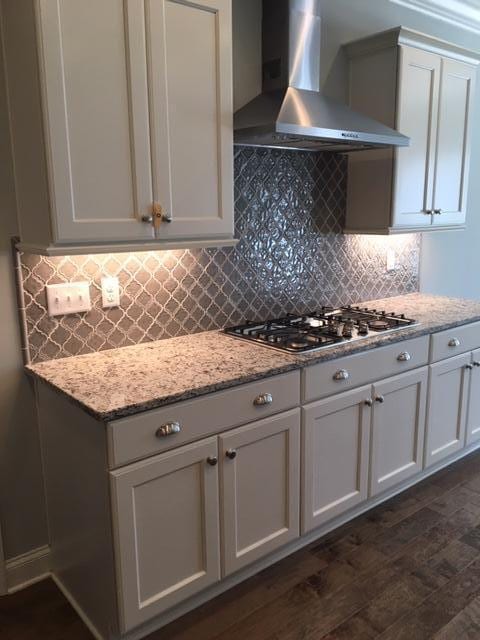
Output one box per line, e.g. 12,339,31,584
5,545,50,593
51,574,103,640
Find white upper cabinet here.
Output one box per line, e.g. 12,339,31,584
1,0,234,254
345,27,478,235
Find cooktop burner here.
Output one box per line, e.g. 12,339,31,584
224,305,418,353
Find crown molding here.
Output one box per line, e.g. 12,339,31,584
389,0,480,35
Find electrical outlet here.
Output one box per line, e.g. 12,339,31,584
101,277,120,308
386,248,396,272
46,282,91,317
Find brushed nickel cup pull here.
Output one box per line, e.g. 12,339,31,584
333,369,350,381
226,449,237,460
397,352,411,362
156,421,181,438
364,398,373,407
253,393,273,406
449,338,461,348
375,395,385,403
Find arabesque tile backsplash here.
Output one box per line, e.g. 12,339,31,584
20,148,420,363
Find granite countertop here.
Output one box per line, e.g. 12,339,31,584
27,293,480,421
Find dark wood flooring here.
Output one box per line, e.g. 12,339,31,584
4,451,480,640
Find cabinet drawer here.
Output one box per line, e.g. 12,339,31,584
303,336,429,403
108,371,300,467
430,322,480,362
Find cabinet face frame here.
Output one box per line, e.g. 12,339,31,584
425,353,471,468
36,0,155,243
370,368,428,496
110,437,221,632
220,409,300,576
302,385,371,533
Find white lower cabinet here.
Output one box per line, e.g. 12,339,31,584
467,350,480,445
302,386,371,533
425,353,471,467
370,368,428,496
220,410,300,576
110,438,221,632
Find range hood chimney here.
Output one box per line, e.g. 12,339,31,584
234,0,409,152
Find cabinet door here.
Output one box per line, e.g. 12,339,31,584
370,368,428,496
425,354,471,468
432,59,476,227
392,46,441,228
220,410,300,576
302,387,371,533
146,0,234,241
110,438,220,632
467,350,480,445
37,0,154,243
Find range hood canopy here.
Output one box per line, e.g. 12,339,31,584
234,0,410,152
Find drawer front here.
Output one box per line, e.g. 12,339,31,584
303,336,430,404
108,370,301,467
430,322,480,363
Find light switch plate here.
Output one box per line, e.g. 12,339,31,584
46,282,91,317
101,277,120,308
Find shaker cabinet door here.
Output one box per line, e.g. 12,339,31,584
467,350,480,446
392,46,441,228
425,354,471,468
37,0,154,243
110,438,220,632
146,0,234,241
302,387,371,533
432,58,476,227
220,410,300,576
370,368,427,496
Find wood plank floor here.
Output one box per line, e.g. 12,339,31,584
4,451,480,640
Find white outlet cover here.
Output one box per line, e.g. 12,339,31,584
101,276,120,308
386,248,396,272
46,282,91,317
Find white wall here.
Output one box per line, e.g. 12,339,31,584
233,0,480,300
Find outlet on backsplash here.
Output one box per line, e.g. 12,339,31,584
101,277,121,309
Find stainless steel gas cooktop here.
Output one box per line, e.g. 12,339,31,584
224,306,418,354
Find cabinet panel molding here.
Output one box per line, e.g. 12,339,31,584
110,438,221,632
302,386,371,532
220,409,300,576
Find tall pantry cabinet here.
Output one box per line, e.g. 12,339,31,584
344,28,479,234
0,0,235,254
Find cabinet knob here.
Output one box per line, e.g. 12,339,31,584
448,338,461,348
226,449,237,460
206,456,218,466
253,393,273,406
474,362,480,367
423,209,433,215
141,203,172,228
466,364,474,371
364,398,373,407
156,421,181,438
375,395,385,404
433,209,442,215
397,352,411,362
333,369,350,381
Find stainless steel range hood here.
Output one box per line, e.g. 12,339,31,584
234,0,409,152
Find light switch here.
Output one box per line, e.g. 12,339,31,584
101,277,120,308
46,282,91,317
